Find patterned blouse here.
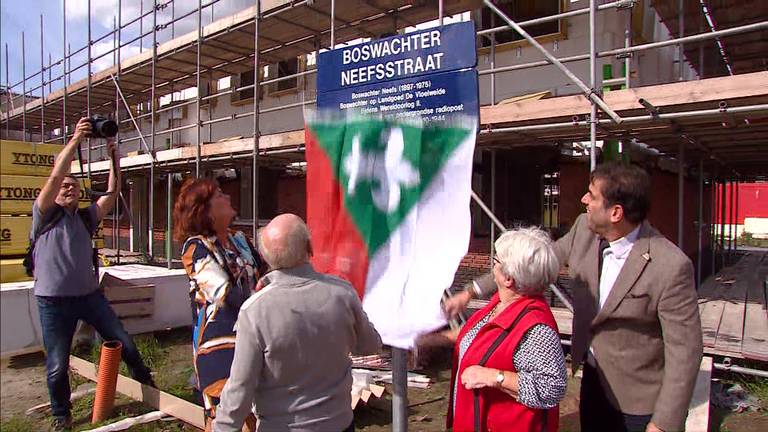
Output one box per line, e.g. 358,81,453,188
181,230,265,419
453,310,567,413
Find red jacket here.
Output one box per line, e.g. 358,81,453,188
448,294,560,432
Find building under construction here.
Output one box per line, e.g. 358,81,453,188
2,0,768,364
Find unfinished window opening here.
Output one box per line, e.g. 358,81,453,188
478,0,564,48
267,57,301,94
231,69,263,104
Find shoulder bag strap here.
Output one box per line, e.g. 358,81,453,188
473,306,533,432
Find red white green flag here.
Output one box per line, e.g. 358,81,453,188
305,113,476,348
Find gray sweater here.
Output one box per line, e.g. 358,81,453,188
213,263,382,432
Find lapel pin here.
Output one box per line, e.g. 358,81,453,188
642,253,651,261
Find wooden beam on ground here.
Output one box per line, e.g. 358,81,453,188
69,356,205,429
714,256,753,355
480,71,768,126
742,252,768,360
685,356,713,432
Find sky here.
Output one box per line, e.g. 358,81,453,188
0,0,253,97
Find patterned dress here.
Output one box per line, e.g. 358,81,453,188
181,230,265,423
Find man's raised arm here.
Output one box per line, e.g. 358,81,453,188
95,138,120,221
35,118,90,213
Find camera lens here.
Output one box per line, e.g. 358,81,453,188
97,119,119,138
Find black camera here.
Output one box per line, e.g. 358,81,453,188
88,115,119,138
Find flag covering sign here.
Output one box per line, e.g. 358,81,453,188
305,114,476,348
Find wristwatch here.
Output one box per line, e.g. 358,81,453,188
495,370,505,387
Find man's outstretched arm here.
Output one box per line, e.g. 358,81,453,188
36,118,90,213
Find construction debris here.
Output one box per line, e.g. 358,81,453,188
82,411,166,432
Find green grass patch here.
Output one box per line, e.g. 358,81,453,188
0,416,36,432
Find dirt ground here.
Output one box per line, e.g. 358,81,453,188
2,329,766,431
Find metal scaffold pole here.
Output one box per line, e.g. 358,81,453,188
196,0,202,177
252,1,261,240
678,142,685,247
734,180,739,251
115,0,122,264
697,159,704,288
87,0,92,180
4,45,10,138
589,0,597,171
719,180,726,267
62,0,67,143
167,174,173,269
678,0,685,81
40,15,45,143
22,32,27,142
148,0,158,260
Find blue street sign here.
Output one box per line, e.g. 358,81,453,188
317,69,479,123
317,21,477,93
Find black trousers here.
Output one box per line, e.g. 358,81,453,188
580,363,653,432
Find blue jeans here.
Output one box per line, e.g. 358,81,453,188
37,291,153,418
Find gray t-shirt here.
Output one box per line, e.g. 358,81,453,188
31,202,100,297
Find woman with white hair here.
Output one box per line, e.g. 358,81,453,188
447,227,567,432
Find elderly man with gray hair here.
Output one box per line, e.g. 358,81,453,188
447,226,567,431
213,214,382,432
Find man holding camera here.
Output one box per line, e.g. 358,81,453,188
32,117,154,431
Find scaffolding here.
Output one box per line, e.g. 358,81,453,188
1,0,767,281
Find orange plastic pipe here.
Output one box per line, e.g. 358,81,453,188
91,340,123,423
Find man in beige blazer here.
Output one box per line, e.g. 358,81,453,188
444,162,702,432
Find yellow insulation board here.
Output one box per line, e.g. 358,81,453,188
0,140,62,176
0,175,91,215
0,215,104,256
0,258,31,283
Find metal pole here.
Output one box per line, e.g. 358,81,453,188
729,180,734,259
697,159,703,288
196,0,202,177
438,0,444,26
4,45,9,138
140,0,144,53
734,180,739,251
252,1,261,239
484,0,622,125
148,0,157,260
87,0,92,180
719,180,726,267
167,175,173,269
110,74,155,158
115,0,122,265
490,13,496,105
40,15,45,143
62,0,67,143
22,32,27,142
589,0,597,171
391,347,408,432
677,142,685,247
624,7,631,88
710,179,716,274
171,0,175,38
678,0,685,81
490,149,496,270
48,53,52,94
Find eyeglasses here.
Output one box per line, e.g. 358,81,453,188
493,255,501,265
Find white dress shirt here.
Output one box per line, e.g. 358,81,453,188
588,224,641,365
598,224,641,309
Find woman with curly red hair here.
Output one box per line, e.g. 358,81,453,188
173,177,265,431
